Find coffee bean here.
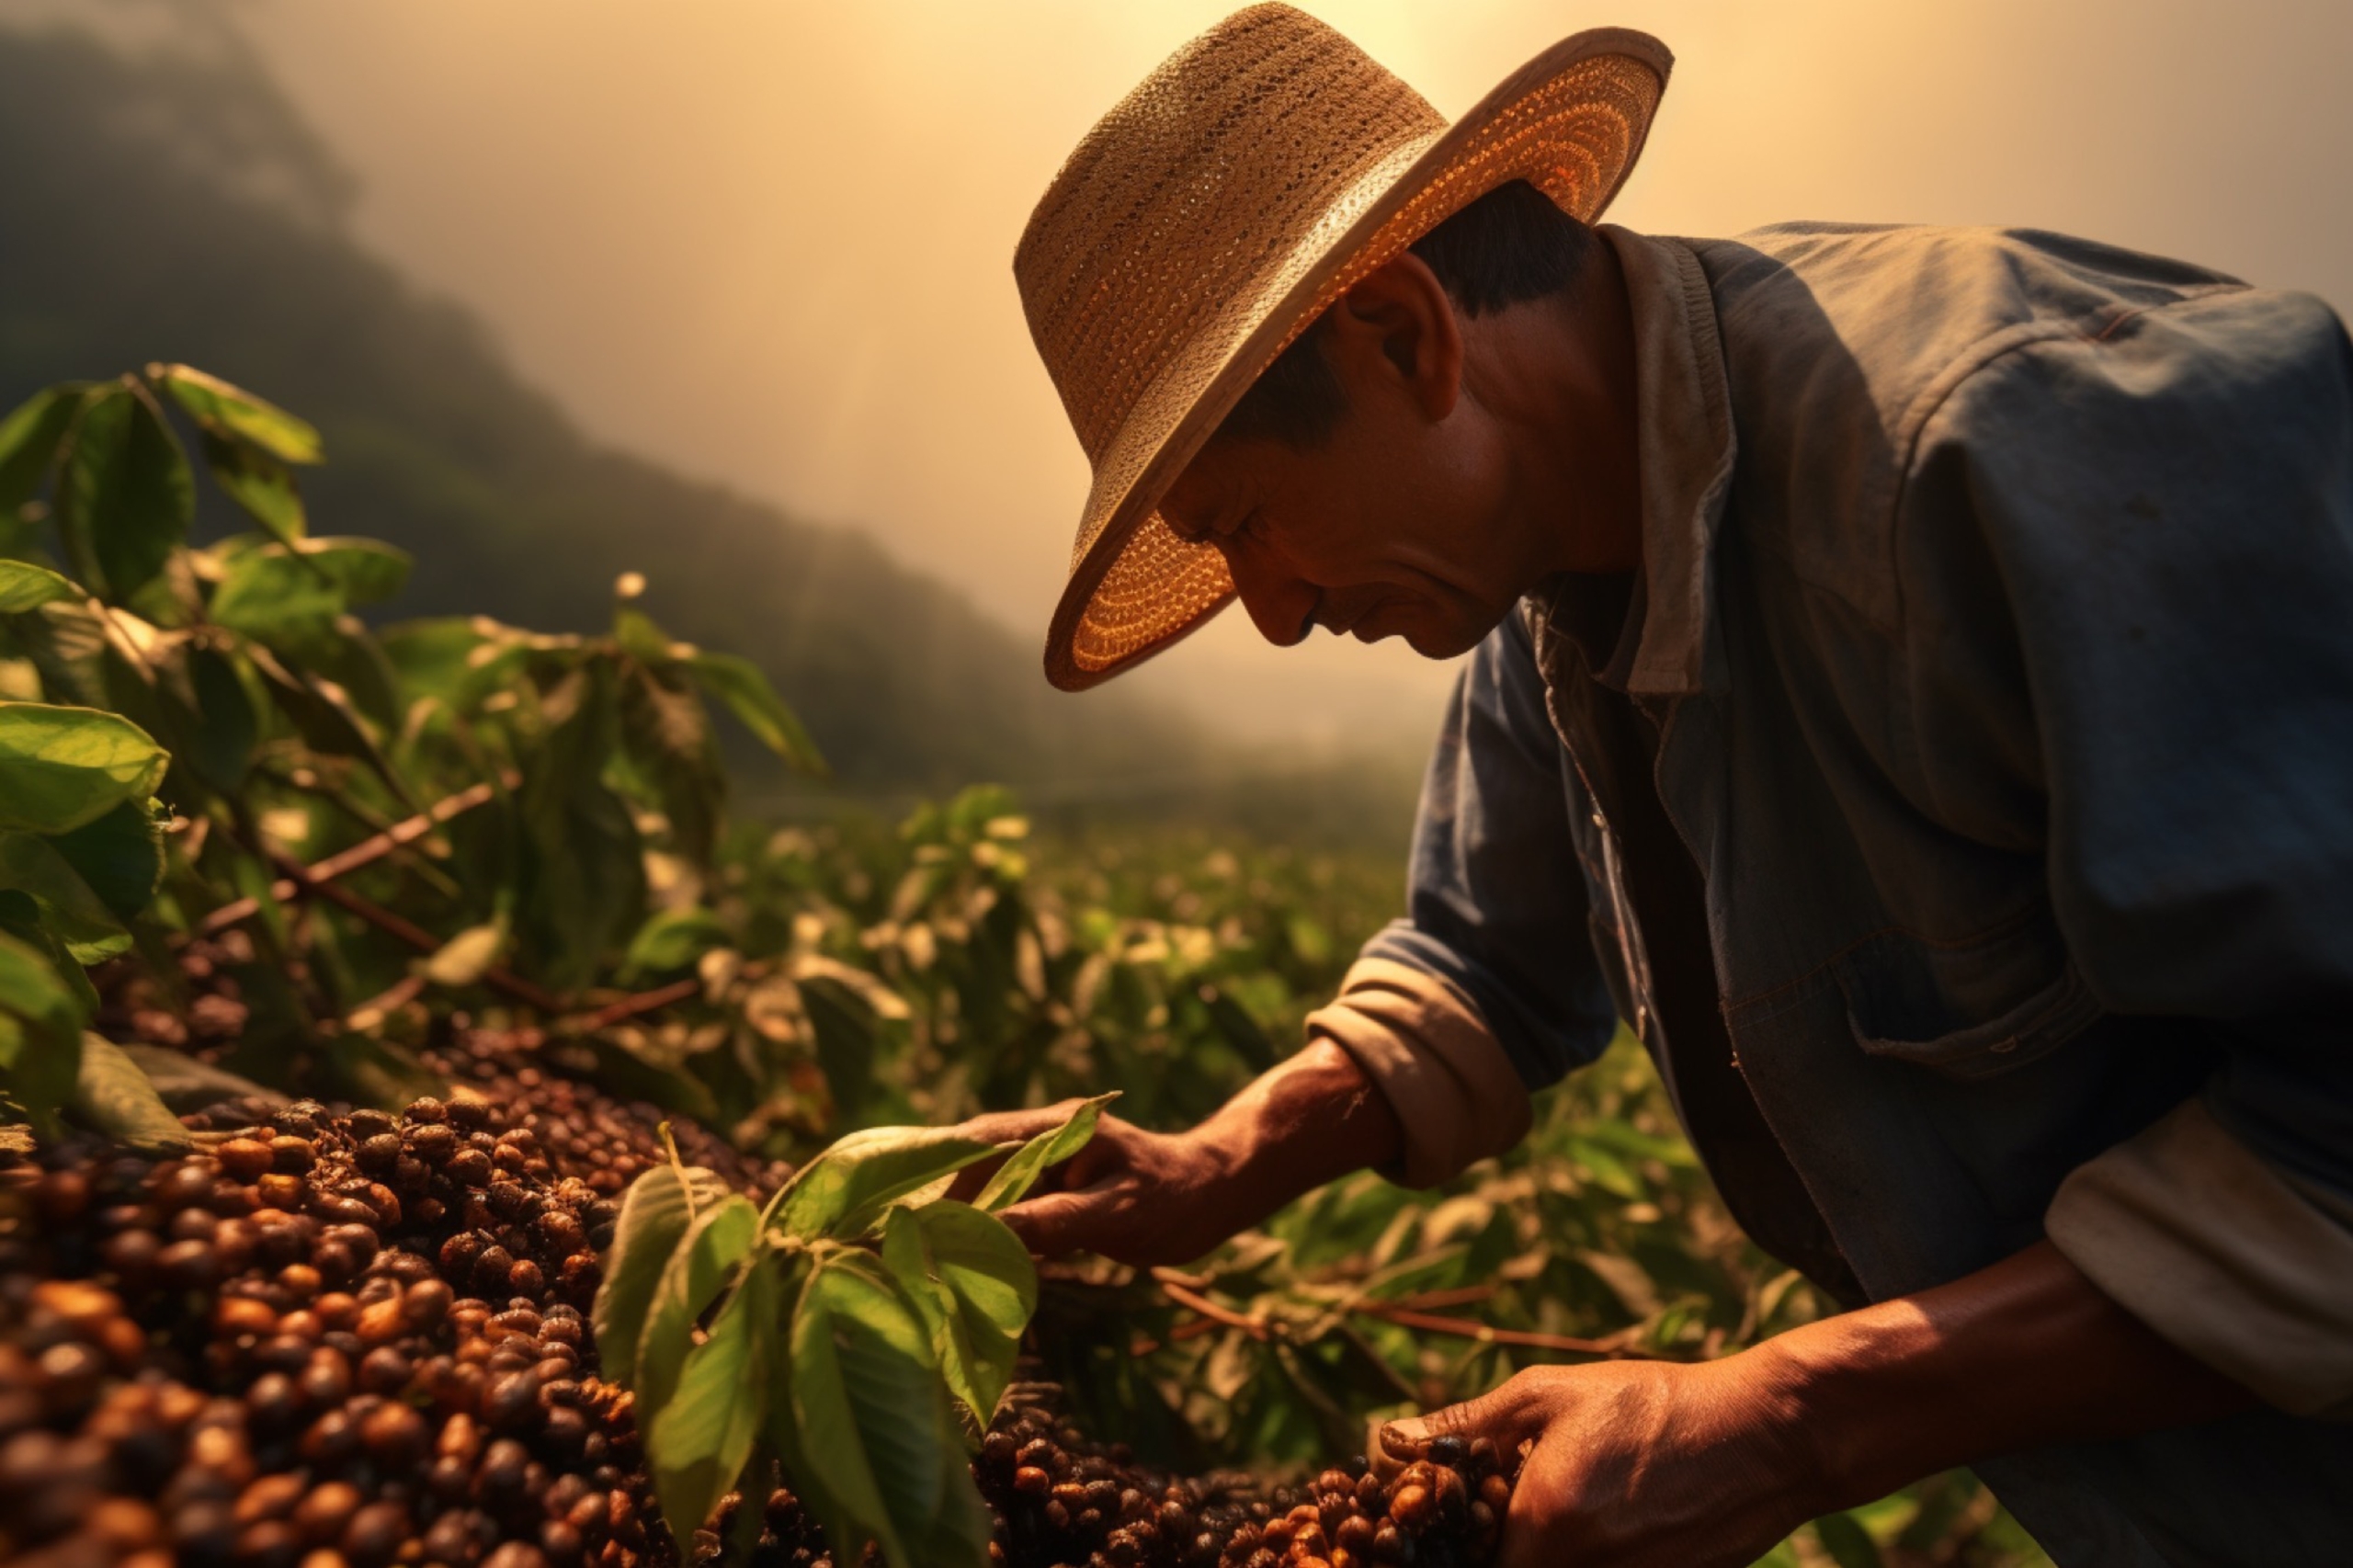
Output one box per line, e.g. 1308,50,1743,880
218,1141,276,1182
359,1403,426,1468
483,1369,540,1429
478,1438,529,1494
340,1499,409,1567
353,1299,407,1348
289,1481,363,1546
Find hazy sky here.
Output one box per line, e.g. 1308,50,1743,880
224,0,2351,749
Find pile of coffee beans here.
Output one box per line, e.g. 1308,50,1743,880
963,1396,1512,1568
0,1086,674,1568
2,1060,1512,1568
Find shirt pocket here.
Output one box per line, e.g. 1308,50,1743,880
1833,921,2106,1081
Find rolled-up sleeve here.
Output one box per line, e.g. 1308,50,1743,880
1318,614,1619,1186
1900,284,2353,1413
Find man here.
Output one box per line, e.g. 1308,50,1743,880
964,7,2353,1563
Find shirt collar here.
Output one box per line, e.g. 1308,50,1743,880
1597,225,1738,698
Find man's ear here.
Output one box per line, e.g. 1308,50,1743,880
1326,252,1463,423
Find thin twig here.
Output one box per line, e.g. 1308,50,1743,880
1155,1278,1270,1341
1384,1283,1503,1312
1350,1301,1659,1358
1126,1315,1226,1356
273,853,565,1015
562,976,703,1034
197,775,514,937
1134,1274,1668,1362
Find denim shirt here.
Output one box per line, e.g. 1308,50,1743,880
1352,223,2353,1565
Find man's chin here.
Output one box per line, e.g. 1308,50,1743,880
1397,617,1501,661
1336,601,1499,659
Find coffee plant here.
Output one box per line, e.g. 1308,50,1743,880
595,1098,1108,1565
0,364,2052,1568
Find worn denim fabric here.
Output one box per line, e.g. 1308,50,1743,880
1362,224,2353,1564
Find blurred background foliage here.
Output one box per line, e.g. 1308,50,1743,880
0,9,1423,842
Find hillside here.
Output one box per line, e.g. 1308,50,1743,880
0,19,1207,798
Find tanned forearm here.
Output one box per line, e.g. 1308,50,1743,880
1184,1038,1404,1234
1759,1239,2257,1508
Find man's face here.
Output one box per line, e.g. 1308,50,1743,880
1158,389,1524,660
1156,250,1631,661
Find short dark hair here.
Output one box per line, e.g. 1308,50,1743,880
1212,180,1598,448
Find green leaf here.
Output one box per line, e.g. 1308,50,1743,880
974,1093,1118,1212
617,661,722,865
593,1162,732,1392
375,616,490,697
685,652,825,775
151,365,323,464
518,662,643,992
421,919,506,988
61,382,192,603
297,538,411,607
648,1248,779,1544
240,639,407,803
613,603,675,665
768,1126,1004,1241
634,1195,759,1426
209,539,411,643
1812,1512,1886,1568
0,701,168,834
782,1251,942,1568
70,1032,188,1150
621,906,730,981
47,797,166,921
200,434,306,545
0,385,85,514
799,973,879,1128
181,646,258,795
208,546,341,640
0,928,89,1137
0,561,79,616
0,832,131,964
881,1200,1037,1423
119,1043,282,1111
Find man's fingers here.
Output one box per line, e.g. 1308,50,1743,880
995,1187,1113,1257
1377,1376,1552,1474
940,1103,1097,1201
953,1103,1094,1148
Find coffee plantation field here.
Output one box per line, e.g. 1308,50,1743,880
0,367,2050,1568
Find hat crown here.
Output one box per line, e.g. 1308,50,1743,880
1015,4,1443,467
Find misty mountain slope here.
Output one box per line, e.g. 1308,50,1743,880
0,21,1199,792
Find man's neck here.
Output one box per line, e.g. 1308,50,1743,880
1462,234,1646,583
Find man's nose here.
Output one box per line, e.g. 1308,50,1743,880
1222,546,1317,647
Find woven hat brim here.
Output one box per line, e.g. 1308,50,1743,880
1041,27,1673,692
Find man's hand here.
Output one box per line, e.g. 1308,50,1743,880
942,1103,1250,1266
1381,1358,1820,1568
1382,1241,2257,1567
944,1040,1403,1268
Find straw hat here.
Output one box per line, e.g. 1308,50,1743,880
1017,4,1672,691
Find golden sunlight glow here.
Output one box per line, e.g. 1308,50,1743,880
237,0,2350,747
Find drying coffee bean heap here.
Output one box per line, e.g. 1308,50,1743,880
413,1027,793,1201
3,1064,1511,1568
0,1092,673,1568
965,1393,1515,1568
